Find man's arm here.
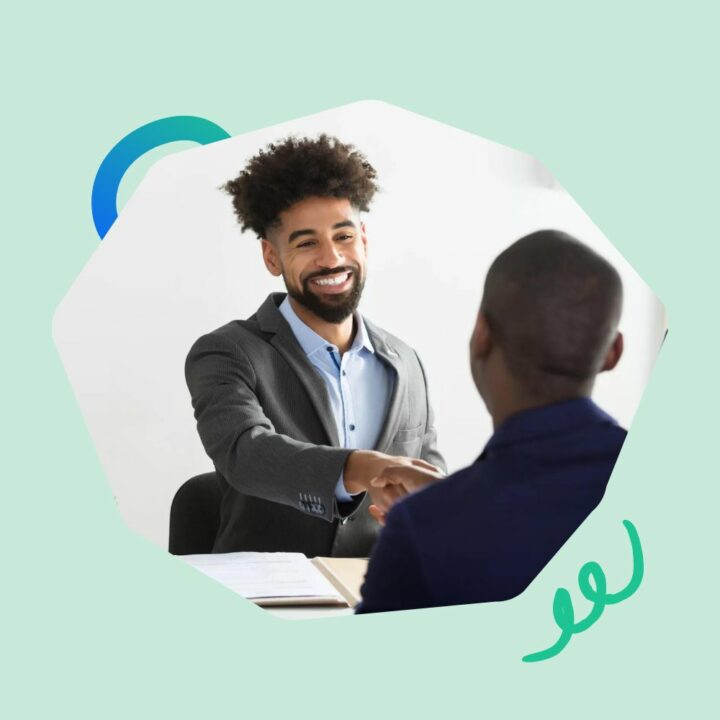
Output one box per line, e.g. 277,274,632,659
356,501,433,614
185,332,423,522
185,332,352,522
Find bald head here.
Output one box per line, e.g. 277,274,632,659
480,230,623,400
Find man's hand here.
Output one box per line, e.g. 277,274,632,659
371,462,444,493
343,450,406,524
344,450,444,526
368,462,445,525
368,503,388,526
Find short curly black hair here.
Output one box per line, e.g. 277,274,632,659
223,134,379,239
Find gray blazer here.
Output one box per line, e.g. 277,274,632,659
185,293,445,557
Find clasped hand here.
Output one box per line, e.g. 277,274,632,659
343,449,444,526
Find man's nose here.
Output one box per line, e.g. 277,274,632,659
316,238,344,267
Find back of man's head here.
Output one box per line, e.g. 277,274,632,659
480,230,623,400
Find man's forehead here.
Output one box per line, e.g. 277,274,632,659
278,197,359,230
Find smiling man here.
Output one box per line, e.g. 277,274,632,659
185,135,445,557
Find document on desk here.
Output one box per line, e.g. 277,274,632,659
182,552,347,606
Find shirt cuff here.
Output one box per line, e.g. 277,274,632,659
334,470,361,503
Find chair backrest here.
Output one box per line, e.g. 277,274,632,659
168,472,222,555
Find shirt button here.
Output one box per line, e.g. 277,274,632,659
349,424,356,431
342,370,347,376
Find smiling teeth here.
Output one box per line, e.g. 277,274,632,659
314,273,349,286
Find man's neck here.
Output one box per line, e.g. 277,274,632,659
488,376,593,430
288,296,356,354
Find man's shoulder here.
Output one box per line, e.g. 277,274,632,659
393,463,484,528
191,315,257,341
394,411,627,529
186,314,270,363
201,316,262,341
188,294,286,355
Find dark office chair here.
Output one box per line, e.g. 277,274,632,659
168,472,223,555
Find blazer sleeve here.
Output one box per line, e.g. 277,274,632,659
185,332,352,523
356,501,433,613
415,351,447,475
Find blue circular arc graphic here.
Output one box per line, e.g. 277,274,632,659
91,116,231,239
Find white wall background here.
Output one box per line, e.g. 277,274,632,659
53,101,666,548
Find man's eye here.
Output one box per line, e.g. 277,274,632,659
337,234,354,241
297,241,315,248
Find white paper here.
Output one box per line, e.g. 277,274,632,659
182,552,344,601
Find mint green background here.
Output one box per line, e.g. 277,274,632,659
4,1,717,717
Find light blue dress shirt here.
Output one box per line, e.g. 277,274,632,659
279,296,394,502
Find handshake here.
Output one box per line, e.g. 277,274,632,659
343,450,445,525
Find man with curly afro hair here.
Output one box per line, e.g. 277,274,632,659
185,135,446,558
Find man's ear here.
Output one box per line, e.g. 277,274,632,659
600,331,624,372
261,238,282,277
470,311,493,360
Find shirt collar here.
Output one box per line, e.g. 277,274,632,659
481,397,619,456
279,295,375,358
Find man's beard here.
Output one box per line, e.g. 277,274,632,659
285,265,364,324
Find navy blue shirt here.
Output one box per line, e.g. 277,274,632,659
356,398,626,613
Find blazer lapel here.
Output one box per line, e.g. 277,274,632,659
366,323,407,453
257,294,341,447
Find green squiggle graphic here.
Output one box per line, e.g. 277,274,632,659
522,520,643,663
